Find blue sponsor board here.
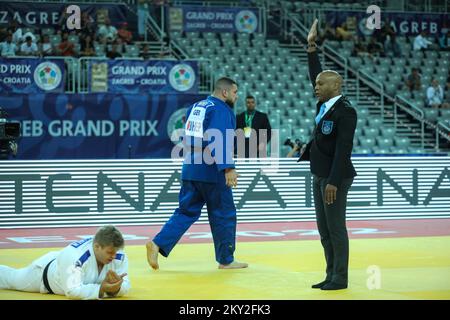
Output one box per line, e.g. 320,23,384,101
170,6,260,33
0,93,205,159
326,10,449,36
89,60,199,94
1,2,135,32
0,58,65,94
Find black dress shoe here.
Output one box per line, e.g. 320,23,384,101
311,280,330,289
321,282,348,290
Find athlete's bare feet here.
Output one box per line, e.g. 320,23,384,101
218,261,248,269
146,241,159,270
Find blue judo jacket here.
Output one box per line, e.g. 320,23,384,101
181,96,236,183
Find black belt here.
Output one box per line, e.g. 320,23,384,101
43,259,55,294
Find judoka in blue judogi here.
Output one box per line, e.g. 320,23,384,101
146,77,248,270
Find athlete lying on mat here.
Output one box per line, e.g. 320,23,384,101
0,225,130,299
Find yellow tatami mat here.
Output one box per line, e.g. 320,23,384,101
1,236,449,300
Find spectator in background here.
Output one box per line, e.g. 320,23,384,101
351,35,367,57
319,22,336,44
114,38,125,55
98,18,117,44
57,5,71,34
413,31,433,51
406,68,421,91
140,43,152,59
384,34,402,58
106,43,122,59
367,36,384,57
9,21,23,45
20,36,39,56
427,79,450,109
447,70,450,91
374,19,395,45
438,30,450,51
118,22,133,44
0,27,8,42
335,22,354,41
80,34,95,57
79,11,96,41
137,0,150,40
40,35,54,56
235,95,272,158
0,34,17,57
57,32,75,56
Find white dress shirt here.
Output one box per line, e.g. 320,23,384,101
322,94,343,117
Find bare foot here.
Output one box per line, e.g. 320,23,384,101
145,241,159,270
218,261,248,269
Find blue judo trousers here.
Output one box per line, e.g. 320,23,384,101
153,96,237,265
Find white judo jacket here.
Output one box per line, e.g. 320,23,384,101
32,237,130,299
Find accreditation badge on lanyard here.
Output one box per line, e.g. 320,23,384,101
244,113,254,138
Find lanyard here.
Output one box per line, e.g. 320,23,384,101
245,112,254,127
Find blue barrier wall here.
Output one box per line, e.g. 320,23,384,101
0,93,205,159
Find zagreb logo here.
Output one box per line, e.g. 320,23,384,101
169,64,196,92
33,62,62,91
235,10,258,33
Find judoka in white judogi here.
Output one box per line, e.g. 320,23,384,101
0,235,130,299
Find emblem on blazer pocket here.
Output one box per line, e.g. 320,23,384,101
321,121,334,135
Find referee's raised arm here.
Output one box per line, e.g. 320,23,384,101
307,19,323,91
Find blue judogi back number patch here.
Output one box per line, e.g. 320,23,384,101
321,121,334,135
185,100,215,138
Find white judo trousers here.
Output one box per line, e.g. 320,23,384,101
0,251,57,293
0,238,130,299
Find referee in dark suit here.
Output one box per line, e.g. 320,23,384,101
298,19,357,290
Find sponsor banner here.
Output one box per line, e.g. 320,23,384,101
0,157,449,228
90,60,199,94
0,92,204,159
0,58,64,93
0,2,135,32
326,10,450,36
169,6,260,33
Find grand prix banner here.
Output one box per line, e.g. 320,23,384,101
0,2,135,32
0,58,65,94
89,60,199,94
326,10,450,36
169,6,260,33
0,93,205,159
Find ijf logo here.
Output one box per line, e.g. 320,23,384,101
235,10,258,33
33,62,62,91
169,64,196,92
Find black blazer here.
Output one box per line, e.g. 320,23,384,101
236,110,272,143
298,50,357,186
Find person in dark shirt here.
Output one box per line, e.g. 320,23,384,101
106,43,122,59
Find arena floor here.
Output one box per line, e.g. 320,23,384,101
0,219,449,300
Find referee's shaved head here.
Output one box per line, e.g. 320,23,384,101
319,70,343,88
315,70,343,102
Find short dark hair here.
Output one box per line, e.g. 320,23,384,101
214,77,238,91
25,36,32,42
94,225,124,249
246,95,255,101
